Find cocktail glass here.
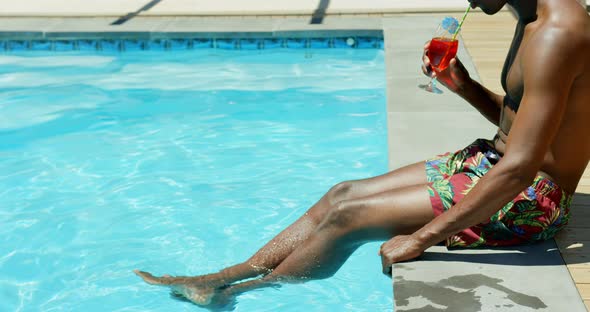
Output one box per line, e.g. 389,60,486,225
419,17,460,94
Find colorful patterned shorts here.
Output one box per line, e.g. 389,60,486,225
426,139,572,248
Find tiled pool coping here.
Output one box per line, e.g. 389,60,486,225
0,37,383,52
0,29,384,40
0,17,384,51
0,16,383,40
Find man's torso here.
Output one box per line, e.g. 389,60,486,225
493,0,590,193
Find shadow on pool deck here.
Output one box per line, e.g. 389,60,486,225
418,193,590,268
394,272,548,312
415,246,564,267
390,193,590,312
392,240,586,311
111,0,163,25
310,0,331,24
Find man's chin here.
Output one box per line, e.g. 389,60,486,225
481,7,503,15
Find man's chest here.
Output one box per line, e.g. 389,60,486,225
502,27,528,104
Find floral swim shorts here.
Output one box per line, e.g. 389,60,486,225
426,139,572,248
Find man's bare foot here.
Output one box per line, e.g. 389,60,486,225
134,270,220,305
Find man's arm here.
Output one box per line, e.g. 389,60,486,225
428,55,503,126
412,27,583,249
457,76,503,126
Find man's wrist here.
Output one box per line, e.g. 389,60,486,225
411,228,440,249
457,77,478,99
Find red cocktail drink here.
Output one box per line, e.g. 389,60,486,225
428,37,459,72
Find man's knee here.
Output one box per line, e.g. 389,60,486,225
327,181,355,206
320,200,365,231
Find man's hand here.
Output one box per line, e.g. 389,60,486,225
421,41,472,94
378,235,426,275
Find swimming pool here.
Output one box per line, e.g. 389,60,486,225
0,39,391,311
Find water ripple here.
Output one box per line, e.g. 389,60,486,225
0,49,389,311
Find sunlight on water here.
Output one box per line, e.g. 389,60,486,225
0,48,392,311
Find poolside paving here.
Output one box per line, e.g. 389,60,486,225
0,16,386,40
0,0,151,16
0,5,588,311
383,13,586,311
462,11,590,311
0,0,471,17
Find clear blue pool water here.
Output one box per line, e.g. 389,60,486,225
0,46,390,311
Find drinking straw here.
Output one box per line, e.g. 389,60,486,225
452,5,471,41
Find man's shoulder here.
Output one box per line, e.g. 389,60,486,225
520,15,588,87
526,18,589,66
538,8,590,51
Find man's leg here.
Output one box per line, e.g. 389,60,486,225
135,162,430,301
241,161,431,274
136,183,435,305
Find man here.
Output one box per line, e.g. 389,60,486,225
135,0,590,307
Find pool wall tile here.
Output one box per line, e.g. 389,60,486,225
147,39,169,50
169,39,189,50
357,37,381,49
97,40,119,51
7,40,29,51
122,40,144,51
263,38,283,49
0,37,384,52
240,39,259,50
77,40,99,51
54,40,73,51
333,38,355,48
286,38,307,49
192,39,212,48
32,40,52,51
310,38,330,48
216,38,238,49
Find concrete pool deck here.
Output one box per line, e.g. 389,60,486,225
0,0,587,16
0,0,473,17
385,13,588,311
0,5,589,311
